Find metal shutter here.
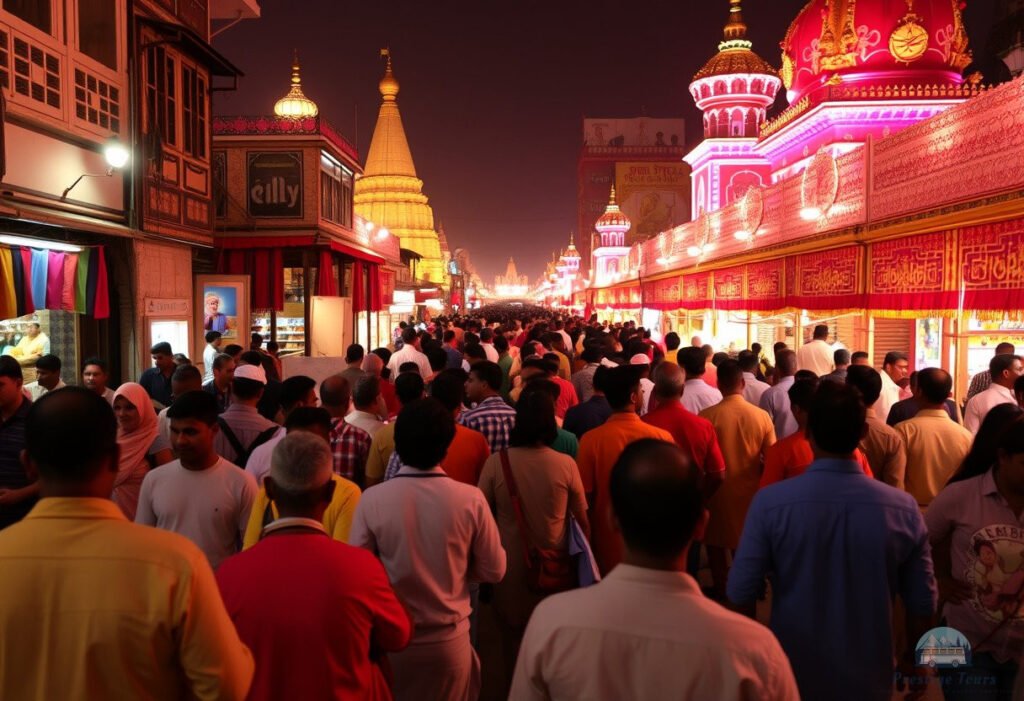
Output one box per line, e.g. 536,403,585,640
872,318,914,370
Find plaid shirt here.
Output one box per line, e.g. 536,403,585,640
458,395,516,453
966,370,991,401
329,418,372,488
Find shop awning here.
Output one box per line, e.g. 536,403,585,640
641,276,681,311
328,239,384,265
867,231,958,317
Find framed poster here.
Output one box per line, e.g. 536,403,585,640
247,151,303,218
195,275,250,357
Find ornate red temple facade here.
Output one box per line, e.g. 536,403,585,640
586,0,1024,399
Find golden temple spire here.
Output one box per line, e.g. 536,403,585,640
723,0,747,42
609,184,617,205
274,50,319,118
363,49,417,177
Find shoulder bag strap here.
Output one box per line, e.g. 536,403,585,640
217,418,246,461
499,449,534,568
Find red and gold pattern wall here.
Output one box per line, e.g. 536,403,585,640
591,77,1024,323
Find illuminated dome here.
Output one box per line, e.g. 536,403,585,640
561,232,580,259
690,0,782,139
274,52,319,118
694,0,779,81
780,0,972,105
595,186,631,234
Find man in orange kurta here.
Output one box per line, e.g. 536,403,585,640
699,360,776,598
576,366,672,575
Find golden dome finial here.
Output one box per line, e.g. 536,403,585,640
609,184,617,205
274,50,318,118
723,0,748,43
379,48,400,101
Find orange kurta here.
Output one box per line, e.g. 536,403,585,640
576,413,673,575
699,395,776,550
760,429,874,488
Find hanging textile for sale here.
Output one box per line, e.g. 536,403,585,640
0,247,16,319
45,251,65,310
61,253,78,312
369,264,382,312
0,244,109,319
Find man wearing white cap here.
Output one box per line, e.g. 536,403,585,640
630,353,655,416
213,363,283,467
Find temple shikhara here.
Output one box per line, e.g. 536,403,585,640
571,0,1024,399
354,51,449,287
493,258,530,299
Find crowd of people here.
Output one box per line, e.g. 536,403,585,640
0,312,1023,700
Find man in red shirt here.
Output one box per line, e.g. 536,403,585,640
429,369,491,485
217,432,412,701
643,362,725,499
642,362,725,578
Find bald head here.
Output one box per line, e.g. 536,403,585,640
610,439,704,560
652,361,685,400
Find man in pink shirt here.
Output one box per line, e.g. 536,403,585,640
217,432,411,700
350,398,506,701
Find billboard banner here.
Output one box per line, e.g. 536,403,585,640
615,162,690,245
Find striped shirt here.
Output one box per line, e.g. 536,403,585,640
458,395,516,453
0,398,32,529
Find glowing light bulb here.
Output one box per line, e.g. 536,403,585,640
799,207,821,221
687,245,702,257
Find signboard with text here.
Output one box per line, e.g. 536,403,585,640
247,151,303,218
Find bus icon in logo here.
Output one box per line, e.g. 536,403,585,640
916,627,971,668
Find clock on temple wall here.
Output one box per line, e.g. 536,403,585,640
889,0,928,64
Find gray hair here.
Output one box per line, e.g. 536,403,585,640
270,432,333,496
361,353,383,376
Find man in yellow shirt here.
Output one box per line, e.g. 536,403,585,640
243,407,361,548
0,387,254,700
7,322,48,365
663,332,681,365
894,368,973,509
699,359,776,599
365,373,427,487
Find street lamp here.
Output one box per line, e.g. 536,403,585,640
61,136,130,201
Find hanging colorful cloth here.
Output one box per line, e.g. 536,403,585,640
13,247,33,315
92,247,110,319
61,253,78,312
45,251,65,310
29,248,48,311
0,248,17,319
75,247,91,314
85,245,100,315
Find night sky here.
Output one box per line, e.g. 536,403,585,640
212,0,998,285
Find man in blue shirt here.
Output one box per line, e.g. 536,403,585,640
138,342,175,409
563,365,612,440
728,382,936,701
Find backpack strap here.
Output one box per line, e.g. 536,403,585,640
217,418,246,463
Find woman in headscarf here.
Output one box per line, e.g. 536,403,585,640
111,382,173,519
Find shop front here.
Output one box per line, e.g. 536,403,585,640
0,235,113,385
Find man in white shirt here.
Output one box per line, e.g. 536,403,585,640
478,327,500,363
202,331,222,385
738,350,770,406
511,438,798,701
964,354,1023,434
629,354,655,416
876,351,909,423
350,398,505,701
678,347,723,415
23,354,65,401
347,376,385,437
136,391,258,568
387,327,432,379
796,324,834,377
759,349,799,439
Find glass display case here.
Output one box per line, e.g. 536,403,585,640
252,304,306,357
